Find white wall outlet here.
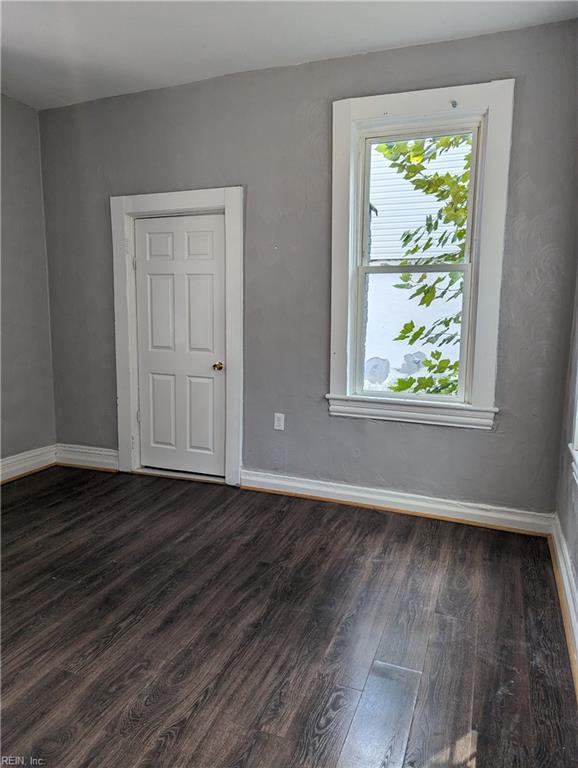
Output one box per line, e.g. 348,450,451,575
274,412,285,431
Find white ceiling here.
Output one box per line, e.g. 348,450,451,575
2,1,577,110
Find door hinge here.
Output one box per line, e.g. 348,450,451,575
136,409,141,425
132,255,137,271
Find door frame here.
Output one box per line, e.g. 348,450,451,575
111,187,244,485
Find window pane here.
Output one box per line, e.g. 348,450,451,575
367,133,472,264
362,271,463,396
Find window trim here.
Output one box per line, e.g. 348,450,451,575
327,80,515,429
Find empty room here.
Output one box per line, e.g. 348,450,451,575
1,1,577,766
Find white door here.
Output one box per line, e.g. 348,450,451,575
135,214,226,475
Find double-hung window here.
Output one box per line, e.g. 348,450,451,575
328,81,515,428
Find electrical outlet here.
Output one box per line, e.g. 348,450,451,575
274,412,285,431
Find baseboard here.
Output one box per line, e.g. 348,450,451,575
1,453,554,534
550,517,578,695
0,445,56,482
55,443,119,471
240,469,554,536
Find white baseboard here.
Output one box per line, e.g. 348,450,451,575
55,443,119,471
240,469,554,535
0,445,56,482
1,444,120,482
1,452,554,535
551,517,578,675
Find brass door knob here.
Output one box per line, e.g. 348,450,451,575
212,361,224,371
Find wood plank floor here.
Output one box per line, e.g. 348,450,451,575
1,467,577,768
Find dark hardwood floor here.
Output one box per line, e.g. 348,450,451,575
1,467,577,767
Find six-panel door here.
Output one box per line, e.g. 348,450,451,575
135,214,226,475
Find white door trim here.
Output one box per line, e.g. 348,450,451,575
111,187,244,485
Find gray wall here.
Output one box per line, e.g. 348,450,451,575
39,21,577,511
1,94,55,457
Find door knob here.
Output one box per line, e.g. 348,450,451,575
212,361,224,371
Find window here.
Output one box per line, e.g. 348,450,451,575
569,354,578,486
571,413,578,487
328,81,515,428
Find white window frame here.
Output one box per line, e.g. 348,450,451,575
355,125,480,403
327,80,515,429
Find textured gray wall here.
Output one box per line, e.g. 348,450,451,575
39,21,577,511
1,94,55,457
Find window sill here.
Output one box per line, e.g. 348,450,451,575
325,393,497,429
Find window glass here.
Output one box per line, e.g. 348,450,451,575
362,271,463,395
367,133,472,264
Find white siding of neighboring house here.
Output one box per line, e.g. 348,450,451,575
368,142,470,261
